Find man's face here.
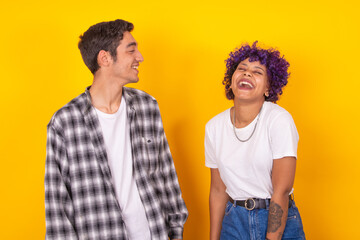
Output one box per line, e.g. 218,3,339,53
108,31,144,84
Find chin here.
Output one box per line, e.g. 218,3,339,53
234,94,251,100
129,78,139,83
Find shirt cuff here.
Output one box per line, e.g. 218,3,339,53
205,162,218,168
169,226,184,239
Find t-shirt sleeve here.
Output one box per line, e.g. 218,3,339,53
205,123,218,168
269,111,299,160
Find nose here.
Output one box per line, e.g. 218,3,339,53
244,71,251,77
136,50,144,62
243,71,251,77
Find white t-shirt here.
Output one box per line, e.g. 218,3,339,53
95,97,151,240
205,102,299,200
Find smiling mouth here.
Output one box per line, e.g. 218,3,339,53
132,65,138,69
238,80,254,89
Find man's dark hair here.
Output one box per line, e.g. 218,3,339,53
78,19,134,74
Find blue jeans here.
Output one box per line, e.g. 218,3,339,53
220,200,305,240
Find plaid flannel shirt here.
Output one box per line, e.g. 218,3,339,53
45,87,188,240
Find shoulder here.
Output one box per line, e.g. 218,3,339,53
206,108,230,131
48,92,88,131
262,102,296,130
263,102,294,122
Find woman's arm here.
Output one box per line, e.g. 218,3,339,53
209,168,229,240
266,157,296,240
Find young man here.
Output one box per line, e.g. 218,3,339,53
45,19,188,240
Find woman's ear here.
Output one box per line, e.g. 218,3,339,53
265,90,269,97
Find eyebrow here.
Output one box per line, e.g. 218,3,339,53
126,42,137,48
239,63,265,72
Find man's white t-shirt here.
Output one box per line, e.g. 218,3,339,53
95,97,151,240
205,101,299,200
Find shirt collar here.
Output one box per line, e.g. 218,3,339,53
84,86,136,114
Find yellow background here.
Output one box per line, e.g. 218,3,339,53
1,0,359,239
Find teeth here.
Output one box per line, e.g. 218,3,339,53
240,81,254,88
132,66,138,69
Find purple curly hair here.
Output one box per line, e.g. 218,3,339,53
223,41,290,103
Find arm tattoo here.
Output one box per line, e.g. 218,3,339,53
267,201,283,233
277,231,283,240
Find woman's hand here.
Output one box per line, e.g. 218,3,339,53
209,168,229,240
266,156,296,240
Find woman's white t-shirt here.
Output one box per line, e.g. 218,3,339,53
205,102,299,200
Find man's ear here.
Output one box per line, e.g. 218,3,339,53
97,50,112,67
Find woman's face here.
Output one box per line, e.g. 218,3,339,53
230,58,269,103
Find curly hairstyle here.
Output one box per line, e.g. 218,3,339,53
78,19,134,74
223,41,290,103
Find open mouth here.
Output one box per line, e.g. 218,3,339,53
238,80,254,89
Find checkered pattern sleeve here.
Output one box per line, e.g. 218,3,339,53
156,105,188,239
45,121,78,240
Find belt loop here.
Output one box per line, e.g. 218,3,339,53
289,193,294,208
265,199,270,210
232,199,236,208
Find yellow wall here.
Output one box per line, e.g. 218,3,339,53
1,0,359,239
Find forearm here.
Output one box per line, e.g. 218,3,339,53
46,125,77,239
266,192,289,240
45,159,77,239
162,173,188,239
209,189,229,240
157,130,188,239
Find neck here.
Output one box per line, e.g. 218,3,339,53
89,73,124,114
232,100,264,128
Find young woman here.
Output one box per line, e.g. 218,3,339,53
205,42,305,240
